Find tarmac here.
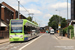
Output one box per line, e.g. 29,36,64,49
0,33,72,44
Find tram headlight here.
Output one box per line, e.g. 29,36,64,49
10,36,13,38
20,35,23,38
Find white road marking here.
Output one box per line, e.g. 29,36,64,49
19,34,44,50
51,35,58,40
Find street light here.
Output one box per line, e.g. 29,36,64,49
67,0,69,37
56,10,61,35
56,10,61,26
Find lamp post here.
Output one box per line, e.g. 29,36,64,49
56,10,61,35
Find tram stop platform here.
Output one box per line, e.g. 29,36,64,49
0,38,9,44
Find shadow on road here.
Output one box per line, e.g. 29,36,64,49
50,33,54,35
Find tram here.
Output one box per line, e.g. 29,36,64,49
9,19,39,42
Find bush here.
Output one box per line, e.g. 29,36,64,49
63,27,67,36
63,25,74,36
71,29,74,39
68,25,73,30
63,29,66,36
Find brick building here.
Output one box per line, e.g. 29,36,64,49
1,2,26,19
0,2,27,38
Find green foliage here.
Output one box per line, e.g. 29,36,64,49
68,25,74,29
63,25,74,37
32,21,38,25
68,25,74,39
27,16,32,21
71,29,74,39
48,15,59,30
63,25,73,33
61,18,67,28
27,16,38,25
63,27,67,36
48,15,67,30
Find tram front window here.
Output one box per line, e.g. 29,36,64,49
11,20,23,33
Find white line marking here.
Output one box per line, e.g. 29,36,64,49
19,34,44,50
51,35,58,40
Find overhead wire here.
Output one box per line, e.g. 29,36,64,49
16,0,38,22
16,0,29,13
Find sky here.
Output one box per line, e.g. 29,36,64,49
0,0,71,27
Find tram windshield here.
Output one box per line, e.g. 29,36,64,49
11,20,23,33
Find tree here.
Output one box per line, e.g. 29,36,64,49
61,18,67,28
68,25,73,29
27,16,32,21
27,16,38,25
32,21,38,25
48,15,67,30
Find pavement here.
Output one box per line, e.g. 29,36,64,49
54,33,71,40
0,38,9,44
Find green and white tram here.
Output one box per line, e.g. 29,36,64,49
9,19,39,42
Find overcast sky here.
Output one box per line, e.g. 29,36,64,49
0,0,71,27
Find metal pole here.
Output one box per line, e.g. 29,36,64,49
0,18,1,30
67,0,69,37
56,10,61,35
58,10,60,26
67,0,68,21
58,10,61,36
18,1,20,19
59,10,61,36
59,10,60,24
0,11,1,30
32,13,34,21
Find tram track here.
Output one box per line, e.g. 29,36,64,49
0,34,41,50
0,42,24,50
6,43,21,50
0,40,33,50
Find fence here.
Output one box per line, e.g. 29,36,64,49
0,31,9,39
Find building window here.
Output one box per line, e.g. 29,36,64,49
1,27,5,30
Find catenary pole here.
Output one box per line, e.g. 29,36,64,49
18,1,20,19
67,0,68,23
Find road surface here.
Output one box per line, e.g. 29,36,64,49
0,33,75,50
21,33,75,50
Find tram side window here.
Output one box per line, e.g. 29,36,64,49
24,26,30,34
